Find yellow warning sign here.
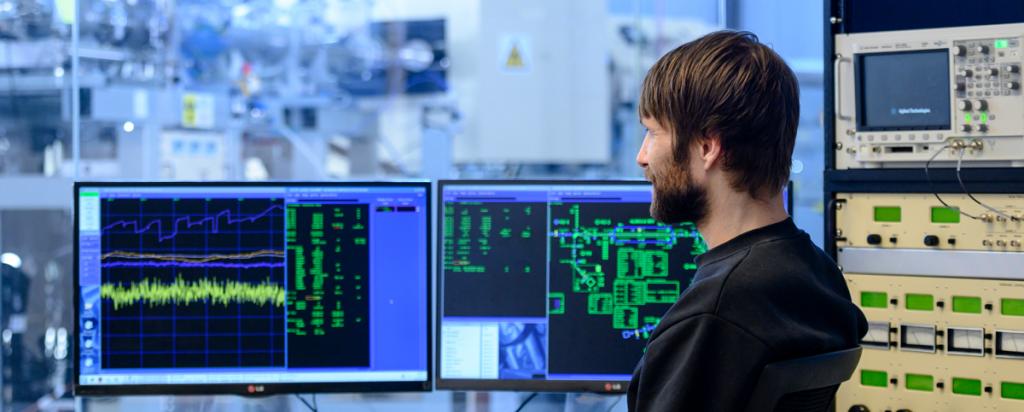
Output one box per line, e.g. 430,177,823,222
499,34,531,73
506,44,524,69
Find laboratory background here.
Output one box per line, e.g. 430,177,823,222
4,0,1023,411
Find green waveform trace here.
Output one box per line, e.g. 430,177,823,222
100,274,285,309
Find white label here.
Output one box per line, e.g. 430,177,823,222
182,93,216,129
133,89,149,119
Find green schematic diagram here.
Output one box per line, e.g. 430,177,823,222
548,202,705,333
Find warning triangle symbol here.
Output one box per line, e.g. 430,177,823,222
506,44,524,68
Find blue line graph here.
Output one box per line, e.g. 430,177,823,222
101,261,285,269
102,205,284,242
100,197,286,370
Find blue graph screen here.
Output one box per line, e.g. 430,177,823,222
75,183,429,390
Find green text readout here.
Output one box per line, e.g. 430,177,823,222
931,207,960,224
874,206,901,222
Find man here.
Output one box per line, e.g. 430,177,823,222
628,30,868,411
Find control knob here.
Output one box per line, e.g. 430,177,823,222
957,69,973,77
866,234,883,245
848,406,870,412
977,124,989,132
976,45,990,54
961,124,973,132
1005,64,1021,74
974,99,988,111
1007,81,1021,90
953,45,968,56
924,235,941,247
986,67,999,76
958,100,973,111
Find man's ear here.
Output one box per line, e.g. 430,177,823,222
698,134,723,171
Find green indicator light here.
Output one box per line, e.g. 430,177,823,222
861,291,888,309
965,113,972,123
906,373,934,392
1002,381,1024,400
861,370,888,388
995,39,1009,49
80,192,99,197
873,206,901,222
931,207,961,224
906,293,934,311
952,296,982,314
1003,298,1024,316
953,378,982,396
981,112,989,123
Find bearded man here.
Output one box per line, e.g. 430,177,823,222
627,30,868,412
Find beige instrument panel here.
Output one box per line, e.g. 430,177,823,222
837,273,1024,412
836,193,1024,252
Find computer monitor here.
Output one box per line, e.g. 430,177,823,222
74,182,431,395
436,180,791,392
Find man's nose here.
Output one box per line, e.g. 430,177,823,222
636,137,649,168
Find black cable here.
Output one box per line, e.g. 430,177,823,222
514,392,539,412
923,144,980,220
954,147,1012,220
294,394,317,412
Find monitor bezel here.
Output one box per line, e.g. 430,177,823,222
73,180,433,396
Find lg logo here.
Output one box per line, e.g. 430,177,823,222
604,382,622,391
246,385,265,393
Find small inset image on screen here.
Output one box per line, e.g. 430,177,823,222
856,49,951,131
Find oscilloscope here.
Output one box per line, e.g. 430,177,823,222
73,182,431,395
833,23,1024,169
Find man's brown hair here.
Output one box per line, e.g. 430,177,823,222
639,30,799,199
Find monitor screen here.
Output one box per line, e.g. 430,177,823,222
74,182,431,395
436,180,737,392
856,49,951,131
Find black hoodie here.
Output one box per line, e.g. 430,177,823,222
627,218,868,412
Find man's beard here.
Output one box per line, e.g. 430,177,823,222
648,164,709,225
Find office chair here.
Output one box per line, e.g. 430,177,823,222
743,346,863,412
